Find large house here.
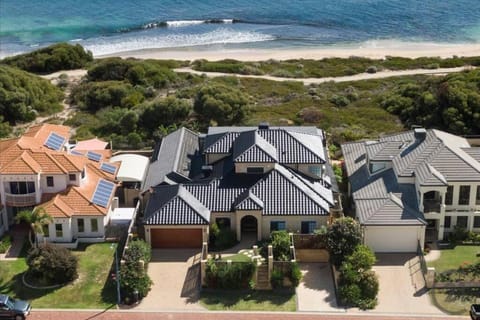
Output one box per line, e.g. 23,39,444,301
141,124,337,248
342,128,480,253
0,124,121,246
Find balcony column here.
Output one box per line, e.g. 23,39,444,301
35,174,41,204
419,192,424,212
438,190,446,240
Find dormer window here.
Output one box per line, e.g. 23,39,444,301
308,165,322,177
369,161,386,174
246,167,264,174
69,174,76,181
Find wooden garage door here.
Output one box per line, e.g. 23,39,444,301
150,228,202,248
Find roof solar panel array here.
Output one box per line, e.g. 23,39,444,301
92,179,114,207
100,162,116,174
44,132,65,150
87,151,102,162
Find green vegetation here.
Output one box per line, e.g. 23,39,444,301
381,69,480,135
192,56,480,78
338,245,379,310
220,254,251,262
204,259,256,289
269,231,292,261
0,243,116,308
0,65,63,130
1,43,93,74
326,217,362,267
0,235,12,254
200,289,296,311
120,239,152,302
428,245,480,274
431,288,478,315
209,222,238,251
15,208,52,248
26,244,78,285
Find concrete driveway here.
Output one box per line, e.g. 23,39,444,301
297,262,342,312
370,254,442,315
137,249,205,310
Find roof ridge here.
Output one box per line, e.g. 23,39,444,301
45,152,68,173
285,130,324,162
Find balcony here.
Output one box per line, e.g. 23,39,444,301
423,199,441,213
5,193,37,207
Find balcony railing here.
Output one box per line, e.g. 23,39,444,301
5,193,37,207
423,199,441,213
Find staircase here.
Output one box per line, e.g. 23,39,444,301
256,264,271,290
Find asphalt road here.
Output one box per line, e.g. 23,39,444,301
29,310,469,320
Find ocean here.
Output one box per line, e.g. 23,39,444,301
1,0,479,57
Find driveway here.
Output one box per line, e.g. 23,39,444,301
297,263,342,312
370,254,442,315
137,249,205,310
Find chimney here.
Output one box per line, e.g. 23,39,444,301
414,128,427,141
258,122,270,130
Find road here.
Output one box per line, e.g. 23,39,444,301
29,309,469,320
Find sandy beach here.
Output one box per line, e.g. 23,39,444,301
107,42,480,61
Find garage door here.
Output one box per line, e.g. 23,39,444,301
150,228,202,248
365,226,420,253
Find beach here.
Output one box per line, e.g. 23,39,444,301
108,42,480,61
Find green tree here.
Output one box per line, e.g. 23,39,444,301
139,96,192,133
15,207,53,248
26,244,78,284
326,217,362,267
194,84,250,126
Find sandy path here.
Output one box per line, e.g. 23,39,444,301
174,66,475,84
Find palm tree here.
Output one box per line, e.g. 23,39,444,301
15,207,53,248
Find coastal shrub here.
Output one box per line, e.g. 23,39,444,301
194,84,250,126
139,96,192,133
0,65,63,124
205,259,256,289
70,81,137,112
366,65,377,73
26,244,78,285
1,43,93,73
326,217,362,267
329,94,350,107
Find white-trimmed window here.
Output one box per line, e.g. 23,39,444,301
91,219,98,232
369,161,386,174
270,221,286,232
301,221,317,234
308,166,321,177
55,224,63,237
78,219,85,233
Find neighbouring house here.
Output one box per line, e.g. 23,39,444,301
141,124,337,249
0,124,137,247
342,128,480,253
110,153,149,207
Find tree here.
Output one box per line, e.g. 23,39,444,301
270,230,292,261
26,244,78,285
139,96,192,133
326,217,362,267
15,207,52,248
194,84,250,126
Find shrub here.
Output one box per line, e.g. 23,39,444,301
329,94,350,107
26,244,78,285
120,261,152,300
1,43,93,74
205,259,256,289
270,269,284,289
326,217,362,267
450,225,469,242
289,261,302,287
214,229,237,250
124,239,151,264
346,245,376,270
0,235,12,253
366,66,378,73
270,231,291,261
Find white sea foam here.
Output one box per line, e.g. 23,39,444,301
83,28,274,56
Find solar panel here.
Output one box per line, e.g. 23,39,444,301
71,150,83,156
92,179,115,207
44,132,65,150
100,162,117,174
86,151,102,162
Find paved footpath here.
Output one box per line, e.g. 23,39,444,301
30,310,469,320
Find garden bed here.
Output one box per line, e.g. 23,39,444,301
200,289,296,311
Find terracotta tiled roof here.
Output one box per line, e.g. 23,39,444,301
0,151,42,174
23,123,70,142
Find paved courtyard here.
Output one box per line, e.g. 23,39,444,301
136,249,204,310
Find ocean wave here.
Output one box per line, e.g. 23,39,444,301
83,28,275,56
143,19,235,30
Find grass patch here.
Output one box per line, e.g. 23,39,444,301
200,289,296,311
428,245,480,273
0,243,116,308
430,288,480,315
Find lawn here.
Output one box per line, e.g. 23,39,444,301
428,245,480,315
427,245,480,273
0,243,116,308
200,290,296,311
221,253,252,262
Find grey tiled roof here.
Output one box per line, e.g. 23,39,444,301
184,179,247,212
233,130,278,163
142,128,199,191
144,185,210,225
204,132,240,154
235,191,264,210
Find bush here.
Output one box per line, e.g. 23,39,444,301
270,269,284,289
26,244,78,285
1,43,93,74
0,235,12,253
326,217,362,267
366,66,378,73
124,239,151,264
289,261,302,287
450,225,469,242
270,231,291,261
329,94,350,107
205,260,256,289
346,245,376,270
